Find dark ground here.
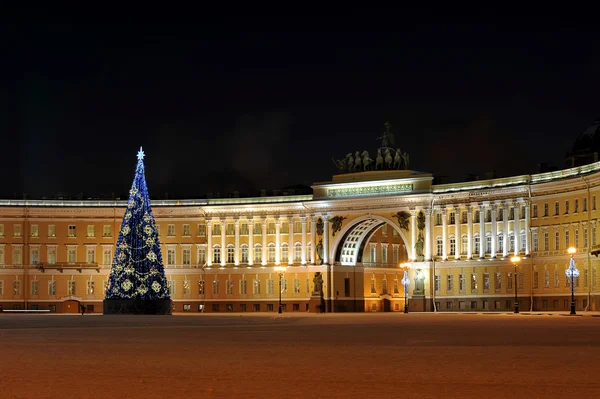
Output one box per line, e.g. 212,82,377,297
1,313,599,398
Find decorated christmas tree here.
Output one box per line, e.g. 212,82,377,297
103,147,172,315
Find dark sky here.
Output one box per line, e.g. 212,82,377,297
4,6,600,199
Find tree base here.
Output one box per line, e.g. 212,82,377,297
103,299,172,315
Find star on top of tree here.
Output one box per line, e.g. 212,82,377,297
137,146,145,160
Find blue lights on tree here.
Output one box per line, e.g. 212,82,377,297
105,147,170,301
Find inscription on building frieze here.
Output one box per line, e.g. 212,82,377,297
328,184,413,197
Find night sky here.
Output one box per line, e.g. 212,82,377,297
4,7,600,199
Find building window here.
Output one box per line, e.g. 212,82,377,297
87,225,95,237
449,236,456,256
459,274,466,291
532,204,538,218
544,232,549,251
253,280,261,295
47,248,56,264
474,211,480,223
167,248,175,265
436,237,443,257
545,270,550,288
254,245,262,263
48,280,56,296
0,224,3,237
183,304,191,312
12,247,22,265
555,269,560,288
498,233,504,253
294,243,302,262
268,244,276,263
87,281,95,295
370,278,376,294
30,248,39,265
268,223,275,234
31,280,39,296
240,280,247,295
575,199,579,213
182,224,191,236
68,225,76,237
381,245,388,264
227,245,234,263
294,278,301,294
67,247,76,264
471,274,477,291
555,202,559,216
226,224,234,236
584,228,589,248
449,212,455,225
594,225,598,247
565,200,569,214
267,279,274,295
447,275,453,291
167,280,175,295
167,224,175,236
103,249,112,265
103,225,111,237
584,198,588,212
198,280,205,295
555,231,560,250
485,234,492,254
462,211,467,224
565,231,570,249
533,271,539,289
461,235,468,255
87,248,95,264
495,273,501,290
533,232,538,252
213,280,220,295
508,272,513,290
198,224,206,237
281,243,289,262
575,229,580,248
370,245,377,262
509,233,515,252
182,248,191,265
593,196,597,211
226,280,234,295
213,245,221,264
436,213,442,225
520,231,526,251
434,275,440,292
483,273,490,290
13,224,22,237
393,245,399,263
68,280,76,296
474,234,480,254
241,244,249,263
48,225,56,237
241,223,249,235
281,279,288,293
394,279,399,294
544,203,549,217
31,225,39,237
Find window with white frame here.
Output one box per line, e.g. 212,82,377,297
370,244,377,262
554,269,560,288
434,275,440,291
459,274,466,291
198,247,206,265
575,229,580,248
267,279,274,295
31,280,39,296
565,200,569,214
555,231,560,250
509,233,515,252
393,245,399,263
255,223,262,234
268,244,276,262
86,247,95,264
241,244,249,263
471,274,478,291
370,278,376,293
281,278,288,293
485,233,492,254
31,224,39,237
48,280,56,296
483,273,490,290
182,248,191,265
544,231,549,251
87,281,95,295
436,213,442,225
241,223,249,235
307,243,312,262
68,225,76,237
447,275,453,291
461,235,468,255
565,231,570,249
533,232,538,252
449,236,456,256
87,225,95,237
48,224,56,237
68,280,76,296
213,223,221,235
227,245,234,263
281,222,289,234
449,212,455,225
240,280,247,295
508,272,513,289
47,247,56,264
103,225,111,237
213,245,221,263
381,244,388,264
495,273,501,289
30,248,39,265
436,237,443,256
103,248,112,265
13,246,22,265
167,248,175,265
13,224,21,237
294,243,302,261
544,270,550,288
394,279,399,294
254,244,262,263
520,231,526,251
281,243,289,262
554,202,559,215
198,224,206,237
13,280,21,295
167,224,175,236
183,280,190,295
226,224,234,236
294,278,300,293
544,203,548,217
474,234,480,254
498,233,504,253
253,279,260,294
182,224,190,236
226,280,233,295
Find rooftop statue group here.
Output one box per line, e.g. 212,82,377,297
332,122,410,173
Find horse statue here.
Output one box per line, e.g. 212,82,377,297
346,153,354,171
384,148,393,169
402,152,410,170
332,157,347,172
354,151,362,171
375,149,383,170
394,148,402,169
361,150,373,171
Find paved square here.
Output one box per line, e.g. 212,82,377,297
1,313,600,398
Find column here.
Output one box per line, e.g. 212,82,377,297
479,205,485,258
220,219,226,266
311,216,317,265
234,218,240,266
301,216,307,265
248,219,254,266
490,204,497,258
454,207,461,260
467,206,473,259
206,220,213,266
514,203,520,256
503,202,509,257
323,215,330,264
525,202,530,255
261,218,267,265
275,218,281,265
410,210,417,261
425,209,432,261
288,216,294,265
442,208,448,260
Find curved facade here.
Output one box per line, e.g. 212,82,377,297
2,161,600,313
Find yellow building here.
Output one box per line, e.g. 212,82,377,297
2,124,600,313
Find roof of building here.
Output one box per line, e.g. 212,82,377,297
571,118,600,154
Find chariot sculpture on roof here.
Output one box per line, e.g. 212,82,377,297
332,121,410,173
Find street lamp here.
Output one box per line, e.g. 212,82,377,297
511,256,520,314
566,247,580,315
400,263,410,313
274,266,287,314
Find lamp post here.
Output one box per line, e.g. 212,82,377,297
274,266,287,314
511,256,520,314
400,263,410,313
566,247,579,315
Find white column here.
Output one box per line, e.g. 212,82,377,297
323,215,330,264
479,205,485,258
514,204,520,256
288,216,294,265
410,210,417,261
425,209,432,261
503,202,509,257
442,208,448,260
261,218,267,265
301,216,307,265
525,203,530,255
311,216,317,265
491,204,497,258
467,206,473,259
234,218,240,266
275,218,281,265
220,219,226,266
248,219,254,266
454,207,460,260
206,220,213,266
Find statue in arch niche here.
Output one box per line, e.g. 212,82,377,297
413,269,425,295
313,272,324,295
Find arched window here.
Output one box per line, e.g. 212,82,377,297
241,244,249,263
227,244,235,263
520,230,527,251
294,243,302,262
485,232,492,254
436,236,443,256
449,235,456,256
509,231,515,252
497,232,504,252
281,243,289,262
474,233,481,254
254,244,262,263
461,234,468,255
268,243,276,263
213,245,221,264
